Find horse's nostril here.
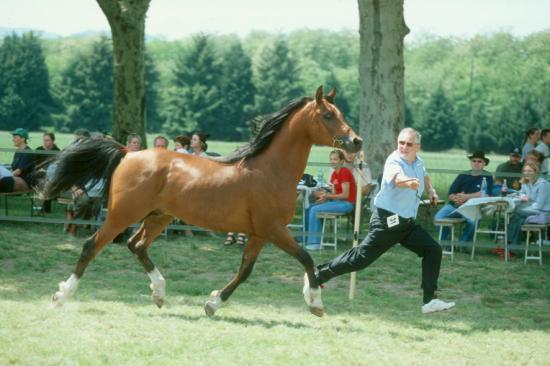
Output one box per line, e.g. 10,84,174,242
353,137,363,148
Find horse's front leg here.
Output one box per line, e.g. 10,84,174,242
204,236,266,316
270,226,324,317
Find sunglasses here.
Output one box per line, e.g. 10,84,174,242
398,140,415,147
471,159,484,163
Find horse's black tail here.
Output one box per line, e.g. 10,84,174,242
41,139,127,200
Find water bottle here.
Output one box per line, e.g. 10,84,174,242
501,179,508,197
480,177,488,197
316,168,324,188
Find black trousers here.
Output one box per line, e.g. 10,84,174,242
316,207,442,297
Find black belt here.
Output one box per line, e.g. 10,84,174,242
376,207,415,224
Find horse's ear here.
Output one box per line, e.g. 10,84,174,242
326,88,337,103
315,85,323,104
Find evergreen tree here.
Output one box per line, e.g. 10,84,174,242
144,51,163,133
464,103,496,152
0,32,53,130
219,40,255,140
253,37,304,118
415,85,458,151
53,37,113,133
163,34,223,137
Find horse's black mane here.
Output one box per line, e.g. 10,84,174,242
217,97,313,164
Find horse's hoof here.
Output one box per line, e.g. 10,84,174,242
204,290,223,317
51,293,64,308
204,301,217,317
309,306,325,317
152,295,164,308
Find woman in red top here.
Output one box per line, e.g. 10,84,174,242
305,150,356,250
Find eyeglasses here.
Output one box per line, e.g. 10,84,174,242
398,140,415,147
471,159,484,163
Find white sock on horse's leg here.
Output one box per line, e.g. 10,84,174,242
148,267,166,307
52,273,79,307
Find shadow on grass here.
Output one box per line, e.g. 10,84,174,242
2,222,550,335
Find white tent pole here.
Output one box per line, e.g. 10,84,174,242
349,152,364,300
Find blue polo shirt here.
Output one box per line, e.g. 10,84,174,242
374,150,427,218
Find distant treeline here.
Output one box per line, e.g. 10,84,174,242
0,29,548,152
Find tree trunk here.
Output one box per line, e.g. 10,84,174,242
97,0,151,146
357,0,409,176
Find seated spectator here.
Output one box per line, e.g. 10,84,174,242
341,150,375,197
174,135,191,154
304,150,356,250
0,128,36,193
223,232,247,246
494,147,523,193
35,132,61,212
190,132,209,157
126,133,142,152
35,132,60,165
535,128,550,174
507,162,550,248
153,135,169,149
66,179,105,236
434,151,494,244
521,127,540,162
525,149,544,167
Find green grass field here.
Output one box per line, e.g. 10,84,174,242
0,221,549,365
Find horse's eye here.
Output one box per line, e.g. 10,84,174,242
323,112,334,120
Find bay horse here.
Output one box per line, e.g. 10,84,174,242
44,86,362,317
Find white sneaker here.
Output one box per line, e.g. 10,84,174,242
422,298,455,314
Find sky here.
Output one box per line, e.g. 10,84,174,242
0,0,548,41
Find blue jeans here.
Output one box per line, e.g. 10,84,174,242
434,203,475,243
305,200,354,245
507,207,541,245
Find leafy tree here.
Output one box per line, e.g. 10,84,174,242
464,103,495,152
144,51,163,133
53,37,113,133
0,32,53,131
219,40,255,140
253,37,304,117
415,85,457,151
324,72,354,129
163,34,224,137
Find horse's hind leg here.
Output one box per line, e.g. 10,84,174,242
270,227,324,317
205,236,266,316
52,218,131,307
127,213,173,308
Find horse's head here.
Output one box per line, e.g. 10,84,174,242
305,86,362,153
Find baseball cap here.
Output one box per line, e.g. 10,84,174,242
509,147,521,157
11,128,29,140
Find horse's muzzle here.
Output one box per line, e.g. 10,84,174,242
338,136,363,153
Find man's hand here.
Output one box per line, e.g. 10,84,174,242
12,169,22,177
451,192,468,205
429,189,439,207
